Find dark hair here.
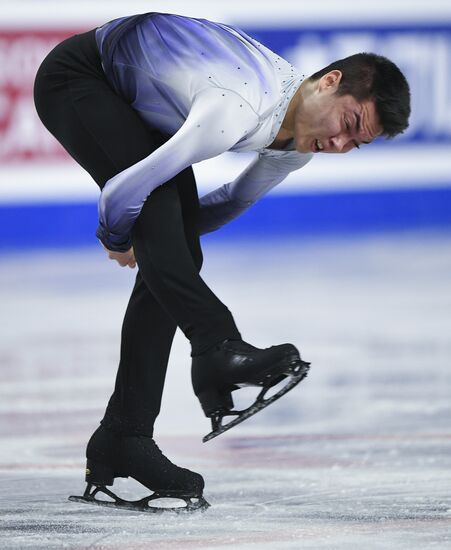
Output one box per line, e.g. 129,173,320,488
310,53,410,138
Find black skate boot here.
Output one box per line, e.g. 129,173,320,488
69,425,209,513
192,339,310,442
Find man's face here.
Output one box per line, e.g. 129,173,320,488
294,70,383,154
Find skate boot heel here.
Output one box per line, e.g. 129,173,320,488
197,388,234,417
85,459,115,486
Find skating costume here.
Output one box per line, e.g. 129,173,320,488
34,13,311,512
94,13,313,250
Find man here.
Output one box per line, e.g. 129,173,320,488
33,12,410,513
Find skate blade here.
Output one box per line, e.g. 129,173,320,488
69,484,210,514
203,359,310,443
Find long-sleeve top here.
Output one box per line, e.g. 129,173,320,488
95,12,313,250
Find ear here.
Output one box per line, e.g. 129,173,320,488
318,70,342,92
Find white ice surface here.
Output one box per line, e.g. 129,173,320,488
0,233,450,549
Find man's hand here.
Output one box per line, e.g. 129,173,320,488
102,244,136,268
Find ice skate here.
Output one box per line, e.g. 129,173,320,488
192,339,310,442
69,426,209,513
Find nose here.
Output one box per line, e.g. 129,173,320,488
330,134,350,153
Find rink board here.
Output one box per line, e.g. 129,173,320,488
1,5,451,250
1,186,451,250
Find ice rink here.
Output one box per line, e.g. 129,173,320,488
0,232,450,549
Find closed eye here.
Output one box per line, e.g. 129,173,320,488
345,118,359,148
354,113,372,145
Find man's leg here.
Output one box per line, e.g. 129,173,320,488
102,167,205,437
101,273,177,437
33,30,220,505
131,177,240,355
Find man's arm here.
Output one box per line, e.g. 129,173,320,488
197,149,313,235
97,87,259,251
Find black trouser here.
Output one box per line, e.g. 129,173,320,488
33,29,241,437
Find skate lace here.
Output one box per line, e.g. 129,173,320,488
136,437,178,471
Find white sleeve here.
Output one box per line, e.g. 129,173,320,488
96,87,259,251
198,149,313,235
